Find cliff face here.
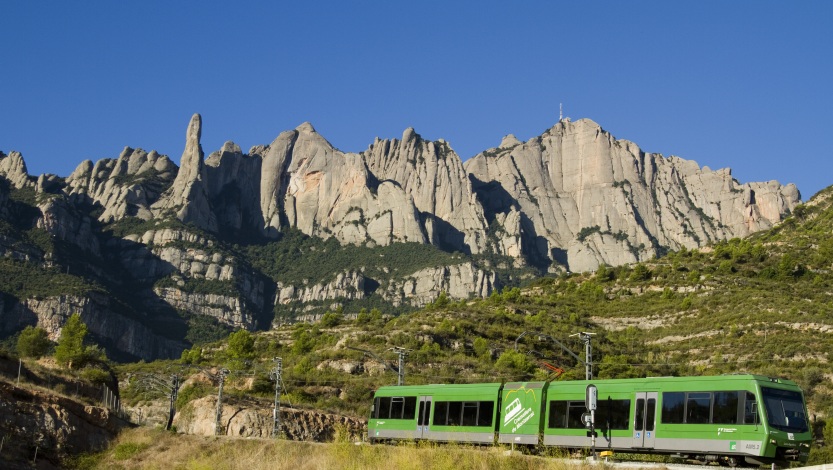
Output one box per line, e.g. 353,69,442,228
363,129,489,254
172,394,365,441
466,119,800,272
0,114,801,360
0,378,126,468
259,123,426,246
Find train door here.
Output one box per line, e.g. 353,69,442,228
633,392,657,449
416,396,432,438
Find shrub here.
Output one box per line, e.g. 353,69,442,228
629,264,650,281
175,383,213,409
320,312,342,327
80,367,112,385
17,325,50,358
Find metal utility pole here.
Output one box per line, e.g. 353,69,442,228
390,347,409,386
215,369,229,436
166,374,180,431
270,358,283,438
571,332,595,380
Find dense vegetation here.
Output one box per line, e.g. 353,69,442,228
244,228,467,284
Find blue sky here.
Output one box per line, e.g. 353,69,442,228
2,1,831,198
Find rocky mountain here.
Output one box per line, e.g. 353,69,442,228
0,114,801,361
467,119,800,272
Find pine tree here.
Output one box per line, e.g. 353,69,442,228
54,313,88,369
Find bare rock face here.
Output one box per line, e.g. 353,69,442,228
36,197,101,256
134,227,264,330
466,118,801,272
66,147,177,223
154,287,253,329
0,151,33,189
205,141,264,233
153,114,218,232
363,129,489,254
260,123,426,246
382,262,495,307
173,395,365,441
275,271,365,305
0,293,183,361
0,382,126,467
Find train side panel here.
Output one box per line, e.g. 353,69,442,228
498,382,546,445
540,375,811,466
369,383,501,444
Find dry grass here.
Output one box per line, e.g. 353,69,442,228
76,427,602,470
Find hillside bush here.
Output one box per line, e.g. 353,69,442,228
16,325,50,358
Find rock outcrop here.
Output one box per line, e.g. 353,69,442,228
363,129,489,254
66,147,177,223
0,381,125,468
259,123,426,246
152,113,218,232
0,293,184,361
0,151,33,189
275,271,366,305
466,118,800,271
205,141,263,234
381,262,495,307
173,395,365,441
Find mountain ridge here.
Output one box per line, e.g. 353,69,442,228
0,115,803,360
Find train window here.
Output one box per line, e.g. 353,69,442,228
661,392,685,424
376,397,392,419
462,402,478,426
403,397,417,420
379,397,417,419
478,401,494,427
646,398,656,431
635,399,644,431
744,392,758,425
547,400,586,429
596,399,631,430
762,387,808,433
686,392,711,424
431,401,494,427
418,402,426,426
713,392,739,424
433,402,448,425
447,402,463,426
390,397,405,419
568,401,586,428
548,401,568,428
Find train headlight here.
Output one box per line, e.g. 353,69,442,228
770,439,777,445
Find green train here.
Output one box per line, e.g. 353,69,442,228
368,375,811,466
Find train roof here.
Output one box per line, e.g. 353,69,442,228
373,375,801,395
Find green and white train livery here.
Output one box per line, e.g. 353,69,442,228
369,375,811,466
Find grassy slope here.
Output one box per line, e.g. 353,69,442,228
73,427,594,470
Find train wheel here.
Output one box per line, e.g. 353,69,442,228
726,457,741,467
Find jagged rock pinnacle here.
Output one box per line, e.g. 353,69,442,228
402,127,417,142
500,134,521,148
296,122,316,134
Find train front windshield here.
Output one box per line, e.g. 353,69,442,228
761,387,808,433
